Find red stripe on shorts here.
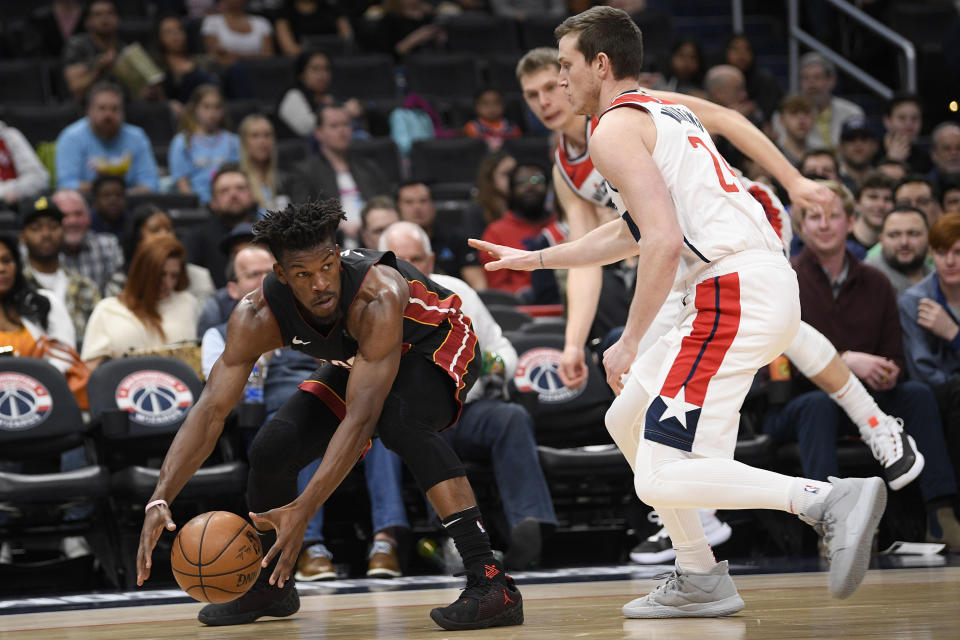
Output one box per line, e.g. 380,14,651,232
659,273,742,406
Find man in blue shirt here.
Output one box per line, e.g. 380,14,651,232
55,81,158,194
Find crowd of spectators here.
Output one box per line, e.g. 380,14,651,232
2,0,960,579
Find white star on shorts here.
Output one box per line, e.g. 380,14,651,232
657,387,700,430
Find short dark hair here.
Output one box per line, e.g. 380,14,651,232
92,173,125,197
942,178,960,209
360,195,397,229
554,6,643,81
894,174,934,197
252,199,344,262
855,171,894,200
395,180,431,200
886,92,923,117
211,162,247,191
85,80,125,108
882,205,929,230
315,102,346,128
799,148,838,175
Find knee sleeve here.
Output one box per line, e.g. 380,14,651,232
604,375,651,470
784,321,837,378
378,403,465,492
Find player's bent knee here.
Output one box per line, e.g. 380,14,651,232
247,417,299,473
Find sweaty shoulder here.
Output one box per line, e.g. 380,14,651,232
225,287,284,358
350,263,408,318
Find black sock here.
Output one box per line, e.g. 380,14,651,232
442,506,500,579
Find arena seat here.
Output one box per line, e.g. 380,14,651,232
0,357,117,589
0,60,51,103
330,54,398,100
126,101,176,148
4,103,82,146
439,13,520,55
410,138,487,184
505,331,613,447
350,137,403,189
405,53,481,101
240,56,297,103
88,356,246,586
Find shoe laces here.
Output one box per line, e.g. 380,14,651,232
369,540,394,558
305,543,333,560
867,416,904,465
649,569,687,595
454,569,501,601
812,512,837,562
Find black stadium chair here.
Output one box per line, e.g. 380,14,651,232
0,59,51,103
485,54,523,94
503,136,553,168
301,34,354,57
330,55,398,100
0,210,20,233
350,137,403,189
478,289,521,307
4,104,82,146
0,357,117,590
88,356,247,586
126,101,176,148
277,138,310,170
487,305,534,331
405,53,480,101
410,138,487,184
240,56,298,103
439,12,520,54
505,331,614,447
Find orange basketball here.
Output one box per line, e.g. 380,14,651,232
170,511,263,603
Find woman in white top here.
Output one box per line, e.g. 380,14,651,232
202,0,274,67
105,204,215,304
82,235,199,369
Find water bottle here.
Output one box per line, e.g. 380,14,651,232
416,537,446,571
244,363,264,405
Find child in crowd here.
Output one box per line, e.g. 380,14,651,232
169,84,240,204
463,88,522,151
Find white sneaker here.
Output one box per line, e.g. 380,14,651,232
0,541,12,564
630,511,732,564
866,416,924,491
800,476,886,599
61,536,91,559
622,560,745,618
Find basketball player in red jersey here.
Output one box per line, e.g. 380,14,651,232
136,200,523,631
473,7,887,617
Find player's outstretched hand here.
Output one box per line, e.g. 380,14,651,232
136,502,176,586
250,504,311,589
558,344,589,390
468,238,540,272
787,175,837,216
602,339,635,395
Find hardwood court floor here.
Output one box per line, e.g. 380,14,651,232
1,567,958,639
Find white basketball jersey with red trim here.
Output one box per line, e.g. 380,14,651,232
554,116,612,207
600,91,782,276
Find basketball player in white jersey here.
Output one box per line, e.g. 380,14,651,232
472,7,887,617
515,49,922,522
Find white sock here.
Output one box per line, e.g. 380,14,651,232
787,477,833,515
829,373,884,439
675,538,717,573
657,508,717,573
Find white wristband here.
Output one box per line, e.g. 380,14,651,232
145,499,168,513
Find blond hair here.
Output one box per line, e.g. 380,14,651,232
516,47,560,81
238,114,278,211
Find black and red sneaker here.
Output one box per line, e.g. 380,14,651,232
429,561,524,631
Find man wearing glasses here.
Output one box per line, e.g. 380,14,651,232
479,164,557,295
895,175,942,226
